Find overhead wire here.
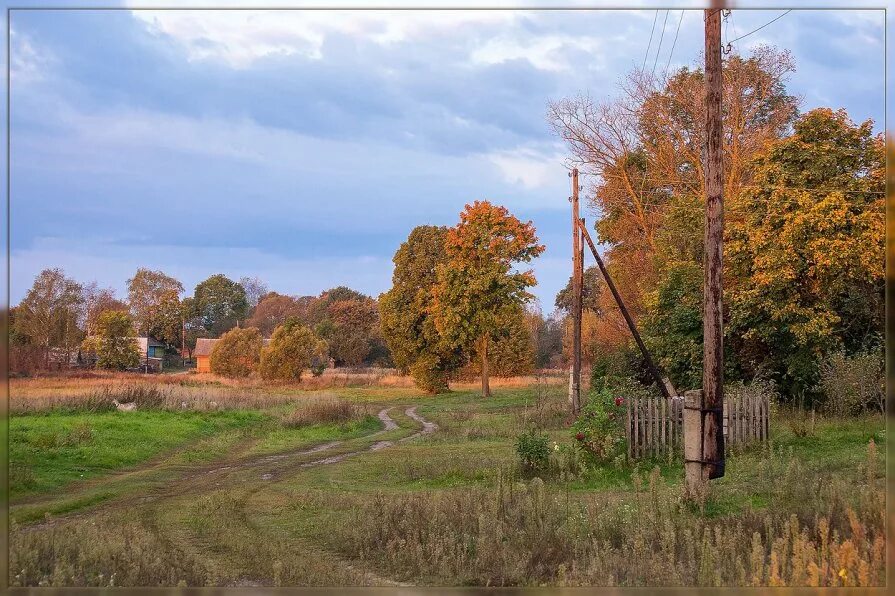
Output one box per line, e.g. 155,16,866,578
651,10,670,79
663,10,685,79
641,10,659,72
727,10,792,45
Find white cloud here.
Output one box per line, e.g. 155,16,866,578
10,29,54,85
471,34,606,72
132,9,520,68
485,146,567,190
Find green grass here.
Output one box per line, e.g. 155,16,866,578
10,409,267,499
247,415,382,455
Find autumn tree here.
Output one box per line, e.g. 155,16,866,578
727,108,884,398
433,201,544,397
14,268,84,368
246,292,303,336
127,268,184,336
305,286,368,327
87,310,140,370
548,46,799,352
259,319,327,381
190,274,249,336
209,326,262,378
380,225,460,393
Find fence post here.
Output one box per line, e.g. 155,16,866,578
684,389,705,498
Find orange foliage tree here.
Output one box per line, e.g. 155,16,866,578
433,201,544,397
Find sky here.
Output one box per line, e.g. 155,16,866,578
6,2,885,311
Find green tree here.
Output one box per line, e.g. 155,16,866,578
259,319,327,381
147,289,183,348
15,268,84,368
89,310,140,370
465,306,536,377
642,261,704,391
127,268,183,336
380,225,460,393
433,201,545,397
727,108,884,399
191,274,249,336
209,326,263,378
320,298,379,366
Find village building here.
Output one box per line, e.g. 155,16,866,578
194,338,217,373
136,337,166,371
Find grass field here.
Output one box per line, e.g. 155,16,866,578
8,373,886,587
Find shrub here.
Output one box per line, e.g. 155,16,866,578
409,354,451,394
818,350,884,415
209,327,263,378
259,320,327,381
571,386,627,464
515,429,550,474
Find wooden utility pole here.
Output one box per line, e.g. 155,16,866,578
578,222,676,399
701,5,725,481
569,168,583,415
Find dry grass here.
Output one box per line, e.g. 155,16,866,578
10,377,292,413
10,369,569,413
328,443,885,587
281,394,368,428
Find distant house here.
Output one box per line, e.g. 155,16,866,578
137,337,166,371
80,336,166,371
194,337,271,373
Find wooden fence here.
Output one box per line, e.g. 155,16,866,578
625,392,770,460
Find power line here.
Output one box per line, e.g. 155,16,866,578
641,10,659,71
663,10,685,79
651,10,670,79
727,10,791,45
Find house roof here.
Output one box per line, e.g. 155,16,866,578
194,336,272,357
194,338,218,357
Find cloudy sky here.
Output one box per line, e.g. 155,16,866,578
6,2,884,310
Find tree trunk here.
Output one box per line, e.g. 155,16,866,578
480,335,491,397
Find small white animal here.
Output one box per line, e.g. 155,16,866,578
112,399,137,412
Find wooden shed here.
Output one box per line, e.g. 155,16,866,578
194,338,218,373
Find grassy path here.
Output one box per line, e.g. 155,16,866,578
12,406,427,525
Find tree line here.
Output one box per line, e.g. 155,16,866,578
10,201,568,384
9,268,393,374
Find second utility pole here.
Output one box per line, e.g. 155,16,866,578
570,168,582,415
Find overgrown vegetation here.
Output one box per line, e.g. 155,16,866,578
9,381,884,587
